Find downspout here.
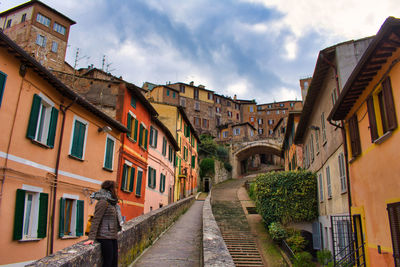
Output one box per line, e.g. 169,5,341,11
323,52,353,217
49,98,76,255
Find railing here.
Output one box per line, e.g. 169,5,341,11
281,239,295,259
333,242,366,267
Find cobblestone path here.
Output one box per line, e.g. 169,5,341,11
212,178,266,267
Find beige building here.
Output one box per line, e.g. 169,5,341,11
294,37,373,261
0,0,76,71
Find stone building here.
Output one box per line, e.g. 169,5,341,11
0,0,76,71
217,122,256,143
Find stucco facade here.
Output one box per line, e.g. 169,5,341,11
0,32,126,265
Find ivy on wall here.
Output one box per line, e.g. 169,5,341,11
254,170,318,226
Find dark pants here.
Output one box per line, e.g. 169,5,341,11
97,239,118,267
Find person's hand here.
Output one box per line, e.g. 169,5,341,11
84,240,94,245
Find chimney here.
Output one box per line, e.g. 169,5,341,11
190,81,194,86
234,94,237,100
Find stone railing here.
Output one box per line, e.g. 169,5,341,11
27,196,195,267
203,192,235,267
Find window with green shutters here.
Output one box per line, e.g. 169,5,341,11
121,163,135,192
149,126,158,148
70,118,87,159
59,198,84,237
168,145,173,162
103,136,115,170
159,173,166,193
148,166,156,189
131,95,136,108
162,137,167,156
126,113,138,142
0,71,7,107
138,124,148,150
13,189,48,240
26,94,59,148
136,169,143,196
191,155,196,168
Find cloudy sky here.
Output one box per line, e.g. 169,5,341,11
1,1,399,103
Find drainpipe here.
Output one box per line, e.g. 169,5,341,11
322,52,353,218
49,98,76,255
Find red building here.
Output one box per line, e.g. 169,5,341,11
116,83,158,220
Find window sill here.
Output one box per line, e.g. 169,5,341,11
30,139,52,149
68,154,84,162
323,140,327,146
135,194,141,198
373,131,393,145
341,190,348,195
103,167,113,172
127,137,137,143
327,196,332,200
61,236,80,240
18,238,42,242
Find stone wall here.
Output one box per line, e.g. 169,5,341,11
214,160,232,185
27,196,195,267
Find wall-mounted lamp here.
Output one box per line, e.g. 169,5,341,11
98,126,112,133
310,125,320,131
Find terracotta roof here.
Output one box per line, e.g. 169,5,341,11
126,83,158,117
329,17,400,121
0,30,127,133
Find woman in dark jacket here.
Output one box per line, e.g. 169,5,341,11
84,180,122,267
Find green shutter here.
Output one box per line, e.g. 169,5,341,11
59,198,65,237
0,71,6,107
104,138,114,169
134,119,138,142
129,167,135,192
139,124,143,146
149,126,154,146
46,107,58,148
153,168,156,189
148,167,152,187
71,120,85,158
37,193,48,238
131,96,136,108
192,155,195,168
13,189,26,240
145,129,148,150
136,170,142,196
76,200,84,236
127,113,132,138
159,173,163,192
163,174,166,192
121,164,128,190
154,129,158,148
26,94,41,140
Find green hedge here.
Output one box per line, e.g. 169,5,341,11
200,158,215,178
254,170,318,226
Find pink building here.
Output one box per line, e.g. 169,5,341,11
145,117,179,213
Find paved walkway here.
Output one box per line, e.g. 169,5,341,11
132,200,204,267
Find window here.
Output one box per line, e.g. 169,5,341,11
250,130,254,136
258,128,263,134
36,34,46,47
172,91,176,98
179,85,185,93
318,173,324,201
168,145,173,163
269,129,273,135
235,104,240,110
249,106,254,112
290,102,294,107
159,173,166,193
131,96,136,108
202,119,209,129
148,166,157,189
162,137,167,156
236,113,239,120
21,13,26,23
127,112,138,142
59,196,84,237
216,116,221,126
276,110,280,114
216,97,221,104
6,19,12,28
234,128,240,136
258,118,263,124
194,101,200,111
51,41,58,53
387,202,400,267
216,107,221,113
348,114,361,158
267,111,270,115
27,94,58,148
310,134,314,162
228,111,232,117
191,155,196,168
208,106,213,117
13,187,48,240
208,92,213,100
331,88,338,106
136,168,143,196
250,117,254,122
194,88,199,100
180,98,186,107
257,106,262,111
283,110,286,114
36,13,50,27
69,117,88,160
121,161,135,192
149,126,158,148
166,89,170,96
338,153,347,193
222,131,228,138
326,166,332,199
268,119,274,125
315,131,319,153
321,112,327,143
138,123,148,150
0,71,7,107
227,101,231,107
367,77,397,142
103,135,115,170
53,22,66,35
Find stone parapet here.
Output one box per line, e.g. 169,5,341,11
203,192,235,267
27,196,195,267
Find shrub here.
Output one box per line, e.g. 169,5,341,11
248,182,256,200
268,222,287,241
223,162,232,172
317,249,332,266
254,170,318,226
293,252,314,267
286,229,307,253
216,145,229,161
198,134,217,158
199,158,215,178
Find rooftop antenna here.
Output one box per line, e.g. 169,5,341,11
72,48,89,88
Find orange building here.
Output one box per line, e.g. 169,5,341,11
115,83,157,220
282,111,303,171
329,17,400,267
0,31,127,265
